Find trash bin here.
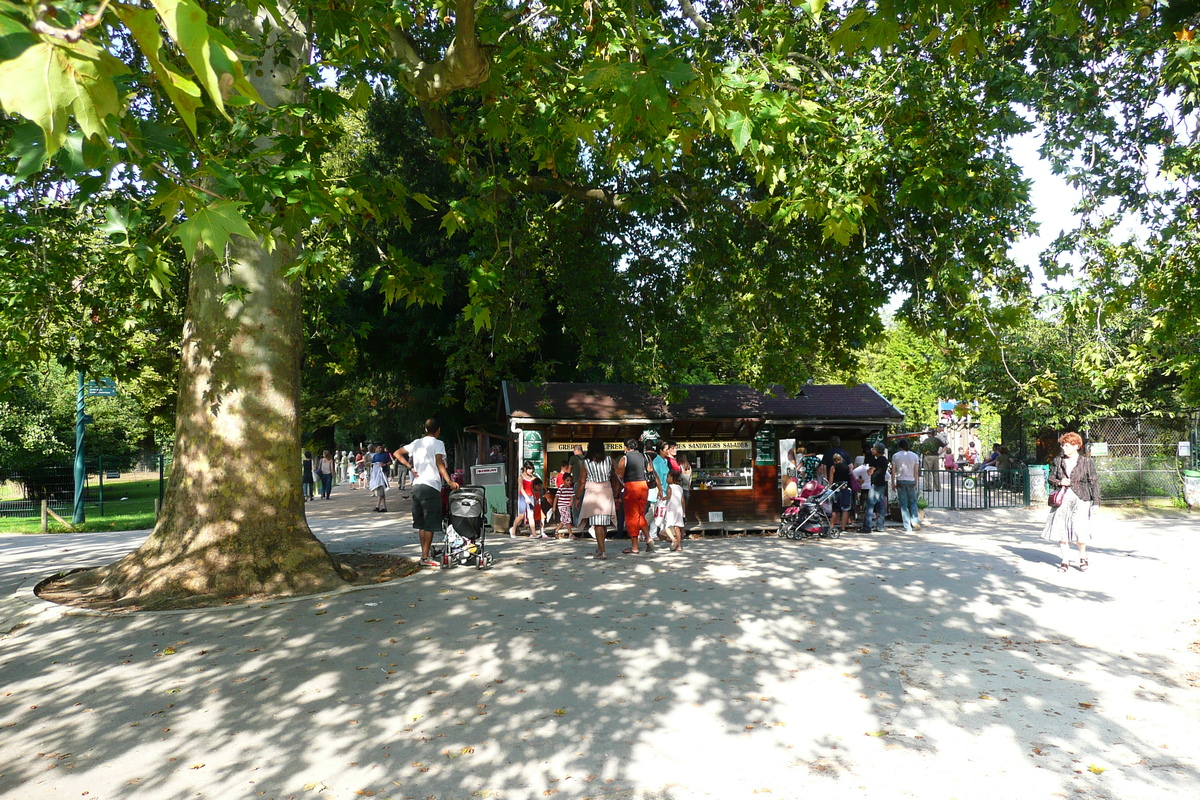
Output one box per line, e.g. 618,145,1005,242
1183,470,1200,509
1028,465,1049,503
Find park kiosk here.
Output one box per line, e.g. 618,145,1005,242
500,382,904,524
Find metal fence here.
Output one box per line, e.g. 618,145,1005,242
0,454,170,522
921,468,1030,510
1084,415,1198,504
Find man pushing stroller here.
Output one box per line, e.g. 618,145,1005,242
393,418,460,568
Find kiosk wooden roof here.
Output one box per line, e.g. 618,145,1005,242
501,382,904,441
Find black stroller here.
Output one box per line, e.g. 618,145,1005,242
779,482,845,540
431,485,495,569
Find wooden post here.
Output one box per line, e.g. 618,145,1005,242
41,500,48,533
154,497,161,519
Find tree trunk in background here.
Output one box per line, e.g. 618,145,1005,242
61,6,349,607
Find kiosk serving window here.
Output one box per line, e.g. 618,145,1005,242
679,441,753,489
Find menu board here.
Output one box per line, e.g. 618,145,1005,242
520,430,545,479
754,427,776,466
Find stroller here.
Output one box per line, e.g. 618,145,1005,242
430,485,495,569
779,481,845,540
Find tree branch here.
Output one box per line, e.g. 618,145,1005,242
32,0,110,43
389,0,491,103
679,0,712,33
508,175,632,213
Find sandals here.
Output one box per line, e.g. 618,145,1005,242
1057,562,1069,573
1078,559,1089,572
621,547,640,555
592,551,607,560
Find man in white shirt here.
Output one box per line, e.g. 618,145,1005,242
393,418,459,567
890,437,922,532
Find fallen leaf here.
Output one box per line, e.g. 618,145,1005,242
190,763,205,769
1078,702,1094,709
1088,764,1106,774
554,709,566,715
866,730,888,737
162,647,176,656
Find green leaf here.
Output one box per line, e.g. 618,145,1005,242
0,40,125,155
4,121,46,180
0,8,35,62
148,0,263,116
115,3,204,135
175,200,257,260
725,110,753,154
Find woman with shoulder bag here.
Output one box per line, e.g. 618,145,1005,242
1041,432,1101,573
615,438,650,554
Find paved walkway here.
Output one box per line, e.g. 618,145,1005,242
1,502,1199,800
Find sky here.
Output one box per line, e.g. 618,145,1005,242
1006,128,1081,292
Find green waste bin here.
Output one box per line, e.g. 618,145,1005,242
1183,470,1200,509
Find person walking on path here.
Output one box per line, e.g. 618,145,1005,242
616,438,650,554
302,451,315,501
890,438,921,531
509,462,539,537
368,445,391,512
1042,431,1101,573
393,418,460,568
575,438,620,559
317,450,335,499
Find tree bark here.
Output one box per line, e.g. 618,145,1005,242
58,4,350,607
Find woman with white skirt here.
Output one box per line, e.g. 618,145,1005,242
1041,432,1101,573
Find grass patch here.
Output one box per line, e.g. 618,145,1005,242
0,477,162,534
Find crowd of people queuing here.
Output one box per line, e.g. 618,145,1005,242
509,438,691,560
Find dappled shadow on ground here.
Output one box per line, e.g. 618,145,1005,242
1,514,1199,799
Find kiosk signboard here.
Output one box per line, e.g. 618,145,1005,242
754,427,776,466
520,430,545,478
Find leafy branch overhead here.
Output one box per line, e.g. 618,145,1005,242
1,0,1197,405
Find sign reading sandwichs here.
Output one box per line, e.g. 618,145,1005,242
547,441,752,452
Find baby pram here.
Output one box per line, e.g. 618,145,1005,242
779,481,845,540
431,485,494,569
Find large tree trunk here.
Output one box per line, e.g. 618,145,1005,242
60,5,350,607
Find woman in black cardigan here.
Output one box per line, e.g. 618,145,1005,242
1041,432,1101,572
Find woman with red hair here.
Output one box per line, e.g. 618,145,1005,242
1041,432,1101,572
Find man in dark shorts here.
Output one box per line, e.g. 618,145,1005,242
393,418,459,567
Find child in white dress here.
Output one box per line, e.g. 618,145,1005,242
663,470,686,552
